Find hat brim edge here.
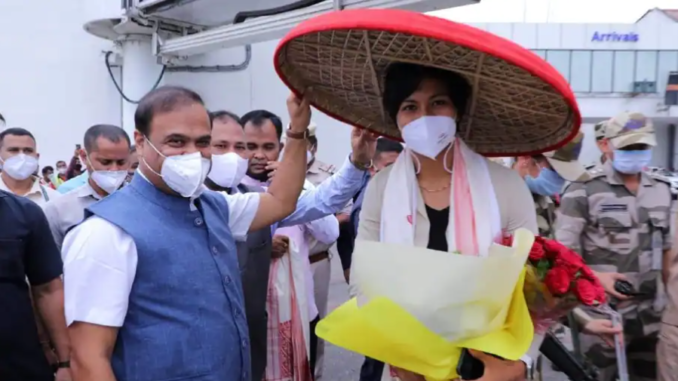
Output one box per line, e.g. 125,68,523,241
274,9,581,157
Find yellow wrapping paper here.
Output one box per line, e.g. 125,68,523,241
316,229,535,380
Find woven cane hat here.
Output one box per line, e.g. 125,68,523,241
275,9,581,156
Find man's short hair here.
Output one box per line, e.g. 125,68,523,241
209,110,241,126
241,110,283,140
42,166,54,176
135,86,205,136
83,124,131,152
0,127,36,147
374,138,404,158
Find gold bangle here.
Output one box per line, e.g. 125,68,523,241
350,155,373,171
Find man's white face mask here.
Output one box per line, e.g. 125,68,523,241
1,153,39,180
143,138,210,198
208,152,249,188
86,154,128,194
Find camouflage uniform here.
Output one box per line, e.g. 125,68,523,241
533,131,589,238
556,112,672,381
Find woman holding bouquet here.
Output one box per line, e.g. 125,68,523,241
350,63,541,381
274,9,582,381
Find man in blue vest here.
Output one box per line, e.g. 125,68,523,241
62,86,376,381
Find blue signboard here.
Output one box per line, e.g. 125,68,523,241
591,31,639,42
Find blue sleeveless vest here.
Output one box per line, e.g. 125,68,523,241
86,175,250,381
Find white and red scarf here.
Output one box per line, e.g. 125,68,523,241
379,138,502,380
264,227,312,381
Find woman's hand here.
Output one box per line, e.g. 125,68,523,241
350,127,378,169
594,271,630,300
582,319,622,346
392,367,426,381
467,350,525,381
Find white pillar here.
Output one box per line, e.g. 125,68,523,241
121,35,162,138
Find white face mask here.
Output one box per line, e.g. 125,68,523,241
401,116,457,159
208,152,249,188
57,167,67,175
91,170,128,194
86,154,128,194
306,150,313,163
143,139,211,198
1,154,39,180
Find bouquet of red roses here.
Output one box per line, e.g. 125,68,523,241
501,235,606,334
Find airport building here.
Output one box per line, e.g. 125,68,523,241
468,8,678,167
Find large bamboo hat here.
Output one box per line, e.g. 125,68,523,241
274,9,581,156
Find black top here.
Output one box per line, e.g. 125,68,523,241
426,205,450,252
0,190,63,381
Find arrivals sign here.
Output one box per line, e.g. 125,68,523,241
591,31,639,42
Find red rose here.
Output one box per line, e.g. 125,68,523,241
543,239,564,255
578,265,597,281
573,278,599,306
501,235,513,247
528,244,546,261
555,253,584,276
544,267,572,296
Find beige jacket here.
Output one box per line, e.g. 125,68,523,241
348,159,542,364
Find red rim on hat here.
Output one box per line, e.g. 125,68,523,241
274,9,581,156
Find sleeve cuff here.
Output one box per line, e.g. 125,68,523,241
340,155,368,180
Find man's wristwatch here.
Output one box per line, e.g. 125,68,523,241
57,361,70,369
285,124,308,140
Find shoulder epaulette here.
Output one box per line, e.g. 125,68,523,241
584,167,606,181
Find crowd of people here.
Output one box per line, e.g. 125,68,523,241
1,16,677,381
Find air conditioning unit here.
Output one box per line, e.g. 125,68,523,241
633,80,657,93
124,0,478,57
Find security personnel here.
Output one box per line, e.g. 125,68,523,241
587,120,609,171
556,112,672,381
514,131,589,238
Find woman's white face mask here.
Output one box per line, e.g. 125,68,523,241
400,116,457,159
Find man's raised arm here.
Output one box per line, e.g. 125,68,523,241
248,93,311,231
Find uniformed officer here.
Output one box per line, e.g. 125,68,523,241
587,120,610,171
513,131,589,238
304,122,352,381
556,112,672,381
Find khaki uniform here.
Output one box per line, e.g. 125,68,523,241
556,112,671,381
532,131,589,239
0,175,60,207
534,195,556,238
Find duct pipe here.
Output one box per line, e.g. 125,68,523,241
120,35,164,136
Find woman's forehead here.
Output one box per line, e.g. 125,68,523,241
409,78,449,98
